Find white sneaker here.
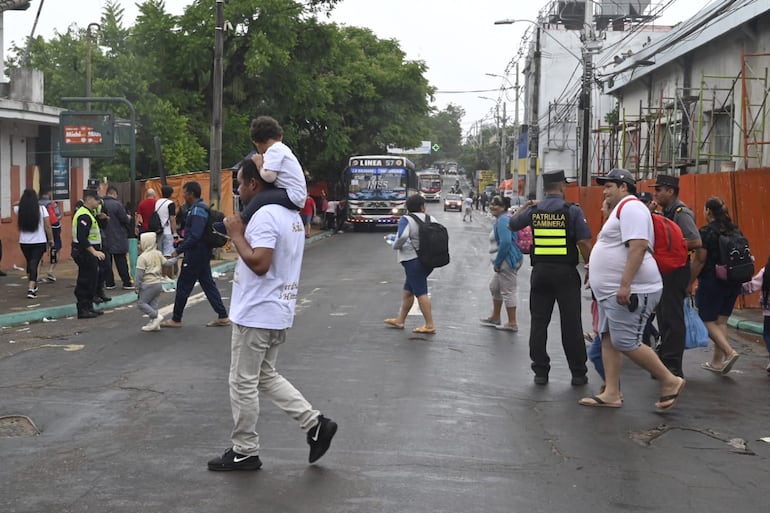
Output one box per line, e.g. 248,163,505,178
152,314,164,331
141,322,155,332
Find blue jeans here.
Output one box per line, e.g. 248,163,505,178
172,249,228,322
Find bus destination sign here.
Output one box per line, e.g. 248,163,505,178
350,158,403,168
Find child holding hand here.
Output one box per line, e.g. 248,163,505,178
135,232,177,332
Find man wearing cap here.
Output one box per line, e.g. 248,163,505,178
72,189,107,319
508,169,592,386
580,169,685,410
651,174,701,377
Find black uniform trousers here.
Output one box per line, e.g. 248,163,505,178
73,248,99,312
655,262,690,377
529,263,588,378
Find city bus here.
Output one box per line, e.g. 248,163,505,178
417,169,442,202
342,155,417,229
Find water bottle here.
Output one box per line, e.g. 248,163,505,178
384,234,396,245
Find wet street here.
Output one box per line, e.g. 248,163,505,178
2,198,769,513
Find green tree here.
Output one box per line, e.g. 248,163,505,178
9,0,433,185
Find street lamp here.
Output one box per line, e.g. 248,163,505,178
487,71,521,185
496,16,596,187
495,19,540,198
478,96,507,187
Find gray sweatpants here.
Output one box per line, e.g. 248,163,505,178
229,323,320,456
137,283,163,319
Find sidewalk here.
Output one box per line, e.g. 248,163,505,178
0,227,333,329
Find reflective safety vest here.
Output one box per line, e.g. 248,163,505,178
72,206,101,245
530,203,578,265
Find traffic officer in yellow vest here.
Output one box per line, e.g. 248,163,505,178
72,189,106,319
508,170,593,385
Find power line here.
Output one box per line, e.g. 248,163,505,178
435,87,514,94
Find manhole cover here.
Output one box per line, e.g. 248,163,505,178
0,415,40,437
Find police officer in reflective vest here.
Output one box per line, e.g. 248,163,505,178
508,170,593,385
72,189,106,319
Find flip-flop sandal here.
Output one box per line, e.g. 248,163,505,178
479,317,500,327
701,362,723,373
412,326,436,334
656,378,686,411
495,324,519,332
721,353,740,375
579,395,622,408
384,319,404,329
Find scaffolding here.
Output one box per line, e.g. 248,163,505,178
741,50,770,170
594,50,770,179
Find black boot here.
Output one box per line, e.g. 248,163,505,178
78,306,98,319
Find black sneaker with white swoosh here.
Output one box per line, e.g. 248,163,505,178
307,415,337,464
207,448,262,471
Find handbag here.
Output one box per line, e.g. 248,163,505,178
684,296,710,349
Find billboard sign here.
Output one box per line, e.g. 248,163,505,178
59,111,116,158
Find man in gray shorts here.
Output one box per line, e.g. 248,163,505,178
580,169,686,411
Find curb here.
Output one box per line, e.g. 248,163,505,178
0,231,332,329
727,315,764,335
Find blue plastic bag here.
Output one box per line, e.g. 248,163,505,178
684,297,710,349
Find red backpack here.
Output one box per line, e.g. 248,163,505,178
616,198,688,275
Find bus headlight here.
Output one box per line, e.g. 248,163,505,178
391,207,399,214
356,208,363,215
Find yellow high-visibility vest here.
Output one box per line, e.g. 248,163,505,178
72,206,101,245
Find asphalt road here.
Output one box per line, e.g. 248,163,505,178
1,195,769,513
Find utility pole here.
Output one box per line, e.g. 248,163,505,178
579,1,594,186
527,26,541,198
513,63,520,189
209,0,224,210
499,102,507,186
85,23,100,111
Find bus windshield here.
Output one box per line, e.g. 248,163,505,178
347,167,408,201
418,176,442,192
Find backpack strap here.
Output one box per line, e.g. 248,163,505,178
615,196,639,219
408,213,429,226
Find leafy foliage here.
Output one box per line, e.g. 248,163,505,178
7,0,437,186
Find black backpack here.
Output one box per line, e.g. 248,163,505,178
717,230,755,283
202,206,228,248
408,214,450,270
148,199,170,235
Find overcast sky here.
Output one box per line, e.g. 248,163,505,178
2,0,692,135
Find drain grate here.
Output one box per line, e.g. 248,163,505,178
0,415,40,437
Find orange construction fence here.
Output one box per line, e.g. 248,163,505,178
565,168,770,308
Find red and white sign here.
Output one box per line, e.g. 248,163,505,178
64,125,103,145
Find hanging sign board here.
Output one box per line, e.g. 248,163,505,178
59,111,116,158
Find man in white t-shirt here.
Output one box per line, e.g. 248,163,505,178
462,196,473,222
207,157,337,472
581,168,685,412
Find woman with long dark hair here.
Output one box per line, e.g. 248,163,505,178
743,256,770,373
690,197,742,374
14,189,53,299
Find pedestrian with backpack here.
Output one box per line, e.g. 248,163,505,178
690,197,744,375
580,169,685,411
38,187,62,282
649,175,702,378
383,194,437,334
480,195,522,332
161,181,230,329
